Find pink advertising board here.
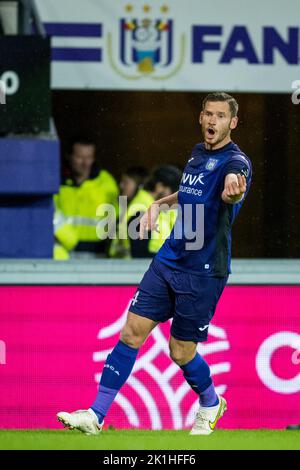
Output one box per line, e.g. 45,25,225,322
0,285,299,429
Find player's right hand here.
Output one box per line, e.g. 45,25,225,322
222,173,246,204
139,203,160,240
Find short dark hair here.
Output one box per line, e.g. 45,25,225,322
145,165,182,194
124,166,149,187
202,92,238,117
68,136,96,154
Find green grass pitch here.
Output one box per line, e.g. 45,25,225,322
0,429,299,450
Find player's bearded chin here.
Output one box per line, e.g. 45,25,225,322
207,124,231,145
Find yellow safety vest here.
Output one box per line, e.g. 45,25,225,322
109,189,176,258
53,243,70,261
54,170,119,253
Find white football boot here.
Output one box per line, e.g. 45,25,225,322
57,408,103,435
190,395,227,435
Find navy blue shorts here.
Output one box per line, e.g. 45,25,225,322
129,257,228,343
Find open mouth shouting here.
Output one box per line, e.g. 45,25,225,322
206,127,217,140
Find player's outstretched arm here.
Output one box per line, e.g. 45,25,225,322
139,191,178,239
222,173,246,204
155,191,178,209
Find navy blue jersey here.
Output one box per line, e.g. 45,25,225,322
156,141,252,277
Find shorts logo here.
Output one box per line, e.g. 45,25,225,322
199,325,209,332
205,158,218,171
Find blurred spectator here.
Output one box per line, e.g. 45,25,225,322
119,166,149,202
54,137,118,260
109,166,149,258
109,165,182,259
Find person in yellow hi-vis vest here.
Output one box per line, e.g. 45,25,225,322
109,165,182,258
54,138,119,260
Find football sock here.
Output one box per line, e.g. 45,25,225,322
180,353,219,407
90,340,139,423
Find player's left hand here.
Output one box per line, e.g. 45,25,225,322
139,203,160,239
222,173,247,204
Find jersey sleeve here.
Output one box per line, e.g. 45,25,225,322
222,154,252,185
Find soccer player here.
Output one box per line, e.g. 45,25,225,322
57,92,252,435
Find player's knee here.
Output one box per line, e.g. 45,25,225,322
169,339,196,366
169,346,192,366
120,326,144,349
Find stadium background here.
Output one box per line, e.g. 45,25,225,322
0,0,299,436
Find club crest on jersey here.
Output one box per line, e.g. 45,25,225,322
205,158,218,171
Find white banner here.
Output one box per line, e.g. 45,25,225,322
35,0,300,92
